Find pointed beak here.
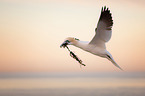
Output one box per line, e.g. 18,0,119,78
60,40,70,48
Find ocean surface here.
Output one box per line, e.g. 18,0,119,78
0,72,145,96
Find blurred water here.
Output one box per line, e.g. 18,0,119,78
0,72,145,96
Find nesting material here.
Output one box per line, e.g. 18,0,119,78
65,46,86,66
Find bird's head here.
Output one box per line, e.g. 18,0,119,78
60,37,79,48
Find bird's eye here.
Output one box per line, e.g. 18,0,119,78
66,40,70,43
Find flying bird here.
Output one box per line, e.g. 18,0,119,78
60,6,122,70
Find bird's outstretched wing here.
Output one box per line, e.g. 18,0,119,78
89,6,113,48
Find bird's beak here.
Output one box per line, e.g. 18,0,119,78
60,40,70,48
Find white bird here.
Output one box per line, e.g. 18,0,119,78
60,6,122,70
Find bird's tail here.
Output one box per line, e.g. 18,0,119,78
106,52,123,70
110,58,123,70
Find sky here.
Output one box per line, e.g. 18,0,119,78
0,0,145,72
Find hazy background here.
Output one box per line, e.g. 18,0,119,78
0,0,145,96
0,0,145,72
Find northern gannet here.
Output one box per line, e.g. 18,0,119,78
60,6,122,70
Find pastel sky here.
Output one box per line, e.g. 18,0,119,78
0,0,145,72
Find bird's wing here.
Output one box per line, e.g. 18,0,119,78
89,6,113,48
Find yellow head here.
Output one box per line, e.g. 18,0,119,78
60,37,79,48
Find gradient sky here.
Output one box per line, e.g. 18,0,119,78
0,0,145,72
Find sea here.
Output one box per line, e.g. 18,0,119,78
0,72,145,96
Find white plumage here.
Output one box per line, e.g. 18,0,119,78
60,6,122,70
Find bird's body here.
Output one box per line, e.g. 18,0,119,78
73,41,105,57
60,6,122,70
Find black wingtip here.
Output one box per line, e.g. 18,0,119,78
101,7,103,12
102,6,109,11
104,6,106,10
100,6,113,28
